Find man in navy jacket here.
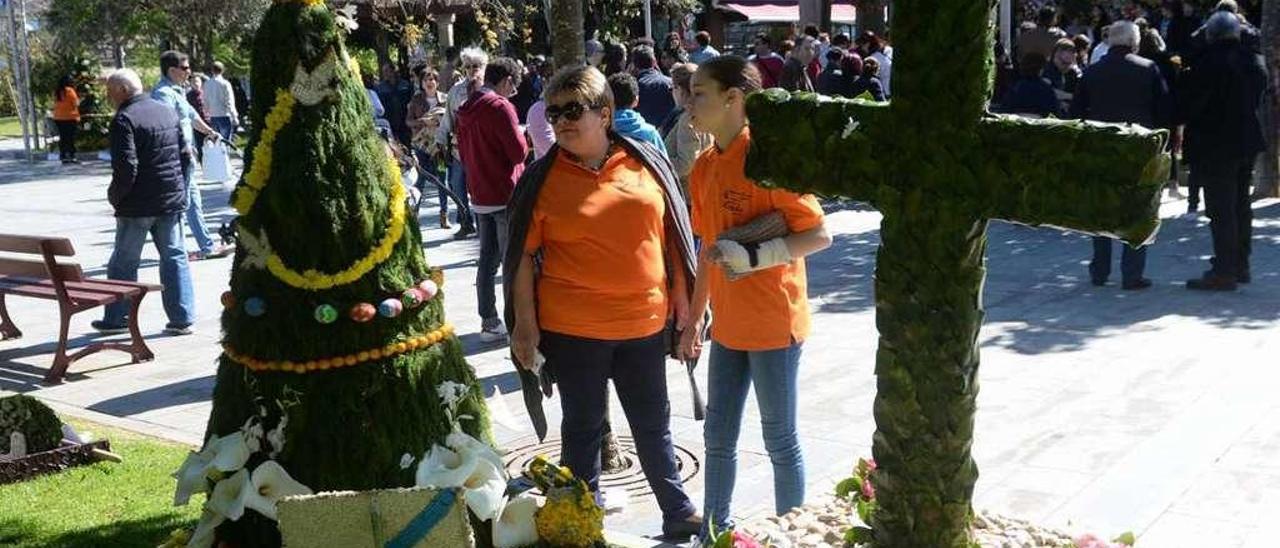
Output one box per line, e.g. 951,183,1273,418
632,45,676,126
93,68,197,336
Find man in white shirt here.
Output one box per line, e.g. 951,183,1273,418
202,61,238,141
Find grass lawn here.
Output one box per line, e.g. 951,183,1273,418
0,116,23,138
0,419,200,548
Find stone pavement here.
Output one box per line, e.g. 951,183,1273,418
2,140,1280,546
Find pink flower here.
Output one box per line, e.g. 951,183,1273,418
865,459,877,471
861,478,876,500
732,531,763,548
1073,534,1119,548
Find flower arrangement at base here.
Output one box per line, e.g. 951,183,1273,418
172,407,312,548
525,455,605,547
834,457,877,545
704,522,763,548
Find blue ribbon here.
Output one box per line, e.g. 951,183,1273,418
384,488,459,548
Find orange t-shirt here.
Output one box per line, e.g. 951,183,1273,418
524,149,670,341
53,87,80,122
690,127,825,351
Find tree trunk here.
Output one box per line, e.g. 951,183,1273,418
549,0,584,68
1255,0,1279,199
855,0,886,36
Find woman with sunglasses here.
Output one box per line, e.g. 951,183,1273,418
678,56,832,538
503,65,703,540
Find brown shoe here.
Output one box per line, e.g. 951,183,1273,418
1186,273,1238,291
439,212,451,229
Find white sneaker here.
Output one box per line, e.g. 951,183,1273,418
478,322,508,343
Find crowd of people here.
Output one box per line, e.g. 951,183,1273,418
361,30,841,542
995,1,1267,292
79,2,1269,540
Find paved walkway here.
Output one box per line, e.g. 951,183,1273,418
2,141,1279,546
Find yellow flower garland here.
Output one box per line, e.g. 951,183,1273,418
233,89,295,215
265,162,406,290
234,86,408,291
224,324,454,374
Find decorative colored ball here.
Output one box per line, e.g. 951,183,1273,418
378,298,403,318
243,297,266,317
417,279,439,300
314,304,338,324
401,288,426,308
220,291,236,309
349,303,376,323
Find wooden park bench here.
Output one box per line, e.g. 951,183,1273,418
0,234,162,384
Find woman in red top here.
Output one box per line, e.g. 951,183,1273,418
678,56,832,537
52,75,81,164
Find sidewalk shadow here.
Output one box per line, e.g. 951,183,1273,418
0,332,175,392
87,375,214,416
802,201,1280,355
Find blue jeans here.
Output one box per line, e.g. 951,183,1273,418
210,116,236,141
102,213,195,328
543,330,697,522
448,158,474,229
475,211,508,327
702,341,805,534
1089,238,1147,285
415,149,448,217
182,161,216,254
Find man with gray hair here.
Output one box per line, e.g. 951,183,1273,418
92,69,197,336
434,46,488,239
1180,11,1269,291
1070,20,1172,290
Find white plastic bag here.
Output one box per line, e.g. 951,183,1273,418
202,140,232,182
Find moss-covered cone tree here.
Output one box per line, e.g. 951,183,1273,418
203,1,490,545
743,0,1168,546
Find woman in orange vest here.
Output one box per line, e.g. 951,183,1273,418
52,75,81,164
678,55,833,537
505,64,704,540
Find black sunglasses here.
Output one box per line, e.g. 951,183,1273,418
545,102,602,124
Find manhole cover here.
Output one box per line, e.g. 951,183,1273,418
503,436,700,498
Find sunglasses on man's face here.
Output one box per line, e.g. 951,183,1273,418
545,102,601,124
179,65,191,71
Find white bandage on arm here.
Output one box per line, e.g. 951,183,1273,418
715,238,792,275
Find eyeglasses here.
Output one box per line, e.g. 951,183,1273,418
544,102,601,124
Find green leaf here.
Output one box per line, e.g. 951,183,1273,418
1113,531,1137,545
835,477,861,499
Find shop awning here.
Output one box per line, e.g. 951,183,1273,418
717,1,857,24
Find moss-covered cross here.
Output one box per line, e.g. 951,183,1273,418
744,2,1169,545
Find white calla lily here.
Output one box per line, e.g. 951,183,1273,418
208,431,253,473
461,457,508,521
492,493,539,548
186,507,225,548
445,431,505,472
173,448,214,506
206,468,251,521
415,444,478,489
243,461,313,521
